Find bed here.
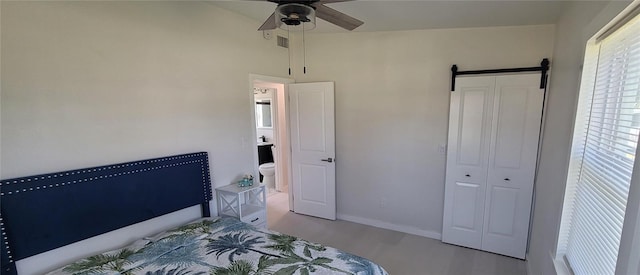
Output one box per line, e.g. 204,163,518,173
0,152,387,275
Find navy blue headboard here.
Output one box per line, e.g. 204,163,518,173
0,152,212,275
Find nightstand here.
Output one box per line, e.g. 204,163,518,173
215,183,267,228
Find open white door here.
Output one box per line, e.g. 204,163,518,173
289,82,336,220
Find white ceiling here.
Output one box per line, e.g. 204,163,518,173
209,1,593,33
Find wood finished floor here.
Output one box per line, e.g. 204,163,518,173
266,192,527,275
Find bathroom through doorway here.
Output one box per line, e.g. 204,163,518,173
249,74,293,212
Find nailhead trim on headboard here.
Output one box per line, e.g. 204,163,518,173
0,160,202,196
0,217,13,263
0,153,205,186
0,152,211,202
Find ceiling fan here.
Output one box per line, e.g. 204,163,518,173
257,0,364,31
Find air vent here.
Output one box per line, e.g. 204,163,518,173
277,36,289,48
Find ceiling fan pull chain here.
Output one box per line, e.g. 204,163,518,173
288,27,291,76
303,23,307,74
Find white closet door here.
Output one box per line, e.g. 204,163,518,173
442,76,496,249
481,74,543,259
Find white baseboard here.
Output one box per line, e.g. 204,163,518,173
337,213,442,240
551,250,571,275
525,250,566,275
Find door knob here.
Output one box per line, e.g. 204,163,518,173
321,158,334,163
465,174,470,177
504,178,510,181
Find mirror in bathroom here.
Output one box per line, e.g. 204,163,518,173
255,99,272,128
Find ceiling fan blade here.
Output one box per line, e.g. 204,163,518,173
258,12,278,31
314,4,363,31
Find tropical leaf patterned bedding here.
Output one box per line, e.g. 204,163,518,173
47,217,388,275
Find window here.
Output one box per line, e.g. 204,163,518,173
557,10,640,275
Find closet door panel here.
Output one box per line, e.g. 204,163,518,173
493,89,528,168
442,76,495,249
446,76,495,184
482,74,544,259
458,90,488,166
486,186,518,235
451,182,484,229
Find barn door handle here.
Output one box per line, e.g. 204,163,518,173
321,158,333,163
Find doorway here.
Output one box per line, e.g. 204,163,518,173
249,74,293,213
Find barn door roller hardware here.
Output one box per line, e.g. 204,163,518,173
450,58,550,91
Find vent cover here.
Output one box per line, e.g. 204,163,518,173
277,36,289,48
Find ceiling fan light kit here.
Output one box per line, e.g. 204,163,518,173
276,3,316,31
258,0,363,32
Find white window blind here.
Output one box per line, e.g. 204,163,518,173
558,14,640,275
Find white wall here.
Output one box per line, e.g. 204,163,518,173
291,25,555,237
275,83,290,192
527,1,631,274
0,1,288,273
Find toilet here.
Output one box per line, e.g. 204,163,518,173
258,162,275,189
258,145,276,189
